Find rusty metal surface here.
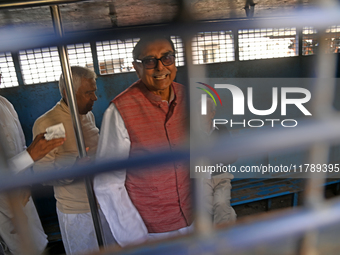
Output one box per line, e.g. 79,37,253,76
0,0,316,33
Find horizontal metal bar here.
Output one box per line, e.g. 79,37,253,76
2,7,340,52
0,0,85,9
107,197,340,255
1,118,340,192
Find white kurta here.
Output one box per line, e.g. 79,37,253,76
94,101,193,248
0,96,48,255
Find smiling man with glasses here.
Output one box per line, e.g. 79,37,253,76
133,39,177,102
94,36,193,247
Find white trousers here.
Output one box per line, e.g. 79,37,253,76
57,208,115,255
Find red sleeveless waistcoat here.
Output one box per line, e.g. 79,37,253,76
112,80,192,233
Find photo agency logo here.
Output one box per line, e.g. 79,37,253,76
197,82,312,128
196,82,223,114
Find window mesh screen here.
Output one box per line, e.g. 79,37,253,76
96,38,139,75
96,37,185,75
325,25,340,54
19,47,61,84
302,25,340,55
67,43,94,70
192,31,234,64
302,27,317,56
238,28,298,61
171,36,185,66
0,52,19,88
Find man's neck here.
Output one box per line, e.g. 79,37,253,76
155,86,171,101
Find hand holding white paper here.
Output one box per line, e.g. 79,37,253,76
44,123,66,140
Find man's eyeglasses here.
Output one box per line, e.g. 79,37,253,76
135,54,176,69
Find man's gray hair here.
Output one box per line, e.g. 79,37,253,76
59,66,96,99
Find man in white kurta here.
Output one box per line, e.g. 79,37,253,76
0,95,65,255
94,36,193,248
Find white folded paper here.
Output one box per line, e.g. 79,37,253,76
44,123,66,140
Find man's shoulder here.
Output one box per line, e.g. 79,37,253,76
0,96,16,111
0,95,11,106
113,80,143,102
84,111,96,124
34,102,66,129
172,81,185,93
172,81,186,101
0,96,16,114
172,81,185,88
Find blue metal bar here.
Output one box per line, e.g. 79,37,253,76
109,198,340,255
293,192,299,207
267,198,272,210
231,191,292,206
2,7,340,53
1,118,340,192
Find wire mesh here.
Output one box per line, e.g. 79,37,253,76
0,52,19,88
302,26,318,56
325,25,340,54
67,43,94,71
19,47,61,84
302,25,340,56
96,38,139,75
238,27,297,61
171,36,185,67
192,31,234,64
96,36,185,75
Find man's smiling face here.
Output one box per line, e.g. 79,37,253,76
133,39,177,97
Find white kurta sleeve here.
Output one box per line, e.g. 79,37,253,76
8,150,34,174
0,96,34,174
94,103,148,247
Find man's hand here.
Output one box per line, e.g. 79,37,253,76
27,133,65,162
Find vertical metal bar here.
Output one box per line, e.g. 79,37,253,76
11,52,24,86
292,192,298,207
50,5,104,247
266,199,272,211
298,27,302,57
304,28,337,209
183,32,213,235
234,29,239,62
299,1,339,254
90,41,100,76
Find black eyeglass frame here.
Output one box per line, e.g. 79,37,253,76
135,53,176,69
